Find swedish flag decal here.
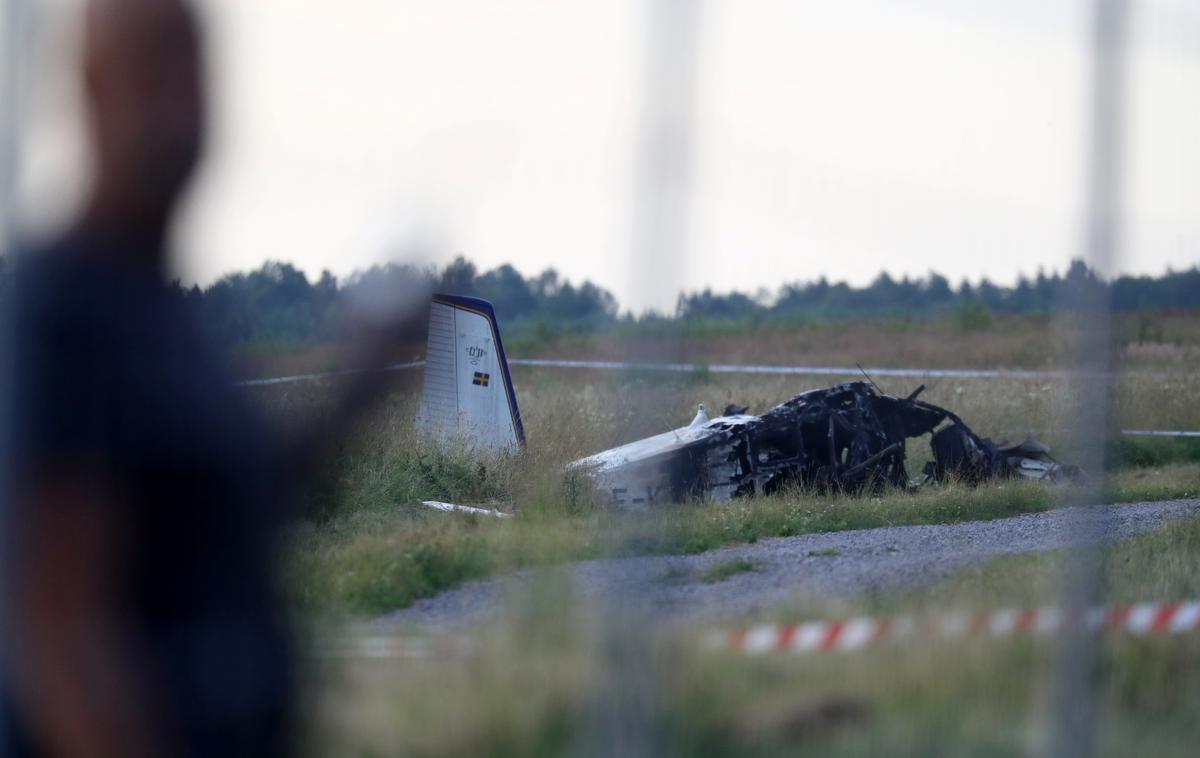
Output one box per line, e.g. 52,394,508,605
472,371,490,387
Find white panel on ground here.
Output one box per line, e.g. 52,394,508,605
417,297,521,452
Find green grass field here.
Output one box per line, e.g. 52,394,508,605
251,312,1200,755
306,514,1200,757
275,360,1200,620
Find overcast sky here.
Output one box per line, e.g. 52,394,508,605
11,0,1200,312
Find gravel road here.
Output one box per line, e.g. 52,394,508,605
375,499,1200,631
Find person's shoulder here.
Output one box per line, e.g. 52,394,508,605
8,232,133,333
12,232,105,290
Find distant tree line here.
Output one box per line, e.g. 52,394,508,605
169,257,620,347
0,254,1195,347
676,260,1200,322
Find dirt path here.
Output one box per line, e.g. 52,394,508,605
374,498,1200,631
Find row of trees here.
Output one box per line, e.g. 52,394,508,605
169,257,620,347
677,261,1200,321
0,255,1195,347
178,257,1194,347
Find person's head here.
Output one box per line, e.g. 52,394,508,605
82,0,205,238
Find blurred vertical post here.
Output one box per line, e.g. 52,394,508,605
576,2,705,755
629,0,701,319
0,2,22,748
0,0,26,259
1048,1,1129,756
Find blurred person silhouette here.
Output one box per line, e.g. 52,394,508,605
0,1,423,756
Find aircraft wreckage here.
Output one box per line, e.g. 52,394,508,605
569,381,1082,508
416,294,1082,510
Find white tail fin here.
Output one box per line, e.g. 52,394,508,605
417,294,525,451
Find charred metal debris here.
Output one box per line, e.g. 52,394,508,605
575,381,1083,507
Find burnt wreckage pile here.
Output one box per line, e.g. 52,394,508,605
648,382,1078,503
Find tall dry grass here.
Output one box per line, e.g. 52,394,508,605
276,364,1199,619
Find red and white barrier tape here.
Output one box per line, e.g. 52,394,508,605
317,601,1200,660
712,601,1200,655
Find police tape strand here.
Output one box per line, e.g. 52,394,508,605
235,358,1136,385
315,601,1200,660
231,359,1199,438
714,600,1200,655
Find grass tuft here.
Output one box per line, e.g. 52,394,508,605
807,548,842,558
702,558,759,583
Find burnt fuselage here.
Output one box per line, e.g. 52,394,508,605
572,381,1075,508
